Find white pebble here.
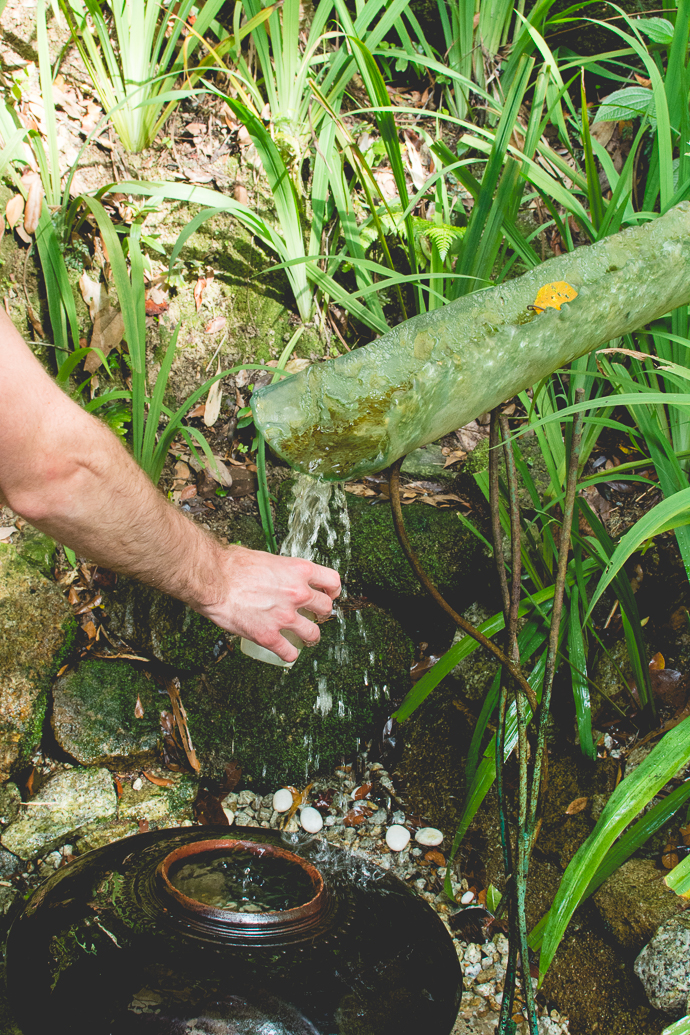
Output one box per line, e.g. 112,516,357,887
300,807,323,833
460,890,475,905
222,808,235,826
132,778,143,791
385,825,411,852
272,788,293,813
415,826,443,847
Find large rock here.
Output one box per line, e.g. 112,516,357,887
181,603,414,790
52,659,162,767
1,767,118,860
592,859,684,952
635,915,690,1016
275,479,489,618
0,536,76,780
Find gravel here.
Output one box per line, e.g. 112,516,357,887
225,761,571,1035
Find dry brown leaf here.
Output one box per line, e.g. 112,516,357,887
164,676,200,772
6,194,24,229
403,131,427,191
79,272,125,372
143,771,174,788
373,168,398,201
234,183,249,206
354,783,372,800
424,849,445,866
134,695,145,719
565,796,588,815
26,304,45,339
194,277,207,312
82,620,97,640
204,360,223,427
204,315,227,334
650,652,665,671
23,174,43,235
180,484,197,501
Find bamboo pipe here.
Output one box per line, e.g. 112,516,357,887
252,202,690,481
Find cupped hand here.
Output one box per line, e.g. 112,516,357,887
199,545,341,662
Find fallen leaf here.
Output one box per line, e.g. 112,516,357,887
565,796,588,815
143,771,174,788
56,664,70,677
204,361,223,427
82,620,97,640
180,484,197,501
343,803,374,826
164,676,200,772
373,167,398,201
204,315,227,334
138,818,150,833
26,304,45,339
67,586,80,605
650,652,665,671
23,174,43,235
134,695,145,719
634,73,652,88
530,281,578,313
424,849,445,866
403,130,427,191
354,783,372,800
145,298,169,316
662,842,679,870
194,277,207,312
234,183,249,206
78,272,125,372
114,777,123,799
0,525,17,539
5,194,24,229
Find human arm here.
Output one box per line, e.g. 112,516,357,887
0,311,340,662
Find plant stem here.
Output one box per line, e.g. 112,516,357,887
388,458,538,713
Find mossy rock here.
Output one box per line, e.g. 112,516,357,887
275,479,489,614
52,659,162,768
592,859,684,953
0,541,76,780
103,516,266,670
181,603,413,790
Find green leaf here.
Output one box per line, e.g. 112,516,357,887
539,714,690,982
636,17,675,46
664,852,690,899
662,1018,690,1035
596,86,656,124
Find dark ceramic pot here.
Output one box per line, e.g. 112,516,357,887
6,826,462,1035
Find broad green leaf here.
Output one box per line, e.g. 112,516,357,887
596,86,655,124
636,17,675,45
540,715,690,981
662,1018,690,1035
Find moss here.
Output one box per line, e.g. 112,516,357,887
0,544,73,779
182,603,413,790
15,528,58,578
276,479,488,611
52,659,162,768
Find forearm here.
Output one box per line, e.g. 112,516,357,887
8,415,226,613
0,312,340,660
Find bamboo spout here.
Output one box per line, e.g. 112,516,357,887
252,203,690,481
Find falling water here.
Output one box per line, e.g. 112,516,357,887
280,473,351,575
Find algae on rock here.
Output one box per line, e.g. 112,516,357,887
52,659,162,768
182,604,413,789
0,538,76,781
1,767,117,860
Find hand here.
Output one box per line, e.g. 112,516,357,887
198,545,341,663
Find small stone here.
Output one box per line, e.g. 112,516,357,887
386,825,410,852
272,788,293,813
132,778,143,791
460,890,475,905
325,816,336,827
222,808,235,826
300,807,323,833
238,790,255,806
284,817,300,833
415,826,443,847
392,810,406,825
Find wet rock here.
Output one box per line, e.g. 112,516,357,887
0,783,21,827
182,603,413,789
400,444,457,485
0,538,76,780
275,480,489,618
0,848,19,878
592,858,683,952
117,772,197,826
1,767,117,860
52,659,162,767
0,886,18,916
102,516,265,670
635,915,690,1016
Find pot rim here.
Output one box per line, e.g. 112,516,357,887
157,838,328,932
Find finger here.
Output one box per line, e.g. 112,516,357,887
306,562,341,599
305,589,337,617
263,633,300,664
286,614,321,645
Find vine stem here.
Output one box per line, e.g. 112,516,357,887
388,459,538,714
